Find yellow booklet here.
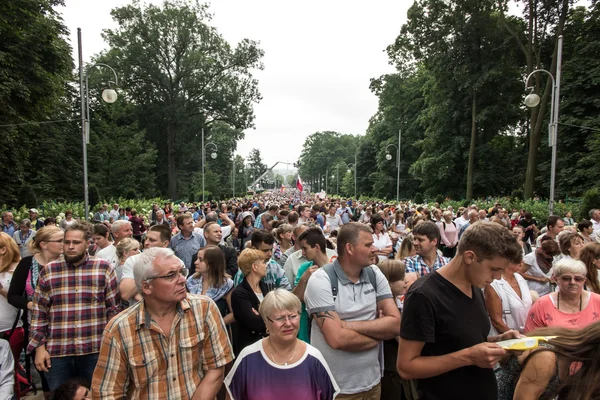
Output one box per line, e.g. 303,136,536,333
497,336,558,351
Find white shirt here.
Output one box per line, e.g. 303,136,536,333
194,225,232,245
372,232,392,263
489,273,532,335
325,214,343,231
454,216,468,230
0,269,22,331
109,209,120,221
96,244,118,271
0,341,14,399
283,248,338,288
593,219,600,233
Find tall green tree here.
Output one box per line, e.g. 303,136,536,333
99,0,263,199
0,0,73,205
387,0,524,199
298,131,359,188
498,0,570,199
247,148,267,183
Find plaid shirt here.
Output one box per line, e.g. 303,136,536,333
27,256,121,356
404,254,450,277
233,259,292,291
92,294,233,400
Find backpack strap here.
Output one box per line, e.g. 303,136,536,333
323,262,378,302
365,266,377,294
322,263,338,301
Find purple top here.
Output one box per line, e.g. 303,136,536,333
225,340,339,400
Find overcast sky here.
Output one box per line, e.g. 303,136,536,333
58,0,410,168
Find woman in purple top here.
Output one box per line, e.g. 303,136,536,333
225,289,339,400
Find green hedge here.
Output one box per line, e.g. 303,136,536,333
2,195,582,227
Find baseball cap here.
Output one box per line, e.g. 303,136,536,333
29,208,38,213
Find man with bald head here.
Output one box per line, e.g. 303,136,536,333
189,221,238,277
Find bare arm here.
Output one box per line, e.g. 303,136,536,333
191,367,224,400
514,351,557,400
484,284,510,334
221,213,235,229
223,291,235,325
342,297,400,340
311,310,379,352
396,338,506,380
520,263,549,284
119,278,141,302
292,265,319,302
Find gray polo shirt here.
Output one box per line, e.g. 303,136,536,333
305,260,393,394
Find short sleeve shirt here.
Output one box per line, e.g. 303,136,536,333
224,340,339,400
400,271,496,399
304,260,392,394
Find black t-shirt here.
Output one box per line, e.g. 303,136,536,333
400,271,497,400
518,218,537,243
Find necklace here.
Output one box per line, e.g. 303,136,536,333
557,292,582,312
267,338,298,366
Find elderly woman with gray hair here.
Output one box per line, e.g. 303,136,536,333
525,258,600,332
225,289,339,400
12,219,36,257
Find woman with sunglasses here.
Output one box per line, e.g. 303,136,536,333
225,289,339,400
525,258,600,332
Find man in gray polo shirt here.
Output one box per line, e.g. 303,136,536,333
305,223,400,399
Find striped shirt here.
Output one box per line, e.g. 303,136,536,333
27,256,121,356
92,294,234,400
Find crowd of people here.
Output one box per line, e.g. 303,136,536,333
1,192,600,399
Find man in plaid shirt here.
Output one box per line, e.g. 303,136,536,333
27,223,121,391
92,247,233,400
404,221,451,277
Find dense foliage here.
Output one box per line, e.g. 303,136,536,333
2,1,599,208
296,1,600,202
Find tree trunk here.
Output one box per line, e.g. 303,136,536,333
466,92,477,201
167,123,178,199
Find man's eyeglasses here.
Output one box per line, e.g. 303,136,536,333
147,267,189,282
558,275,586,283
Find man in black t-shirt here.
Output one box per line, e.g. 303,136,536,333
397,222,524,400
517,212,538,244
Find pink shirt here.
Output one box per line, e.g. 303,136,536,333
439,221,458,247
524,292,600,332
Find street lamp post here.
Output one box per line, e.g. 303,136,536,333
385,129,401,202
523,35,563,216
78,28,118,221
201,131,217,202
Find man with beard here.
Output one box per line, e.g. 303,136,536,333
27,223,121,391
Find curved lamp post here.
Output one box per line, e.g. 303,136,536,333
385,129,402,202
78,28,119,220
523,35,563,216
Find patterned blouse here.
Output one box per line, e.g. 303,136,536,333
186,275,234,302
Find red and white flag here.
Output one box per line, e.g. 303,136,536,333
296,175,304,192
